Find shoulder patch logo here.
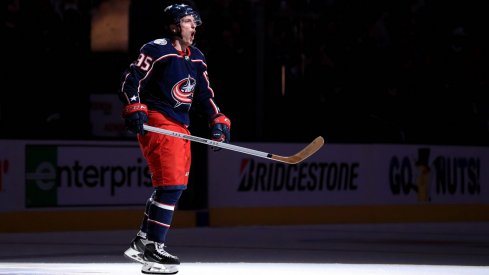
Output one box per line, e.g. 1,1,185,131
154,39,167,45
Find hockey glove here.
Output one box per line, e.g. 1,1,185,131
210,113,231,151
122,103,148,135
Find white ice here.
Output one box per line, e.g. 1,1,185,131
0,262,488,275
1,223,488,275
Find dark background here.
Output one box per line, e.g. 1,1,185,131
3,0,489,209
3,0,489,145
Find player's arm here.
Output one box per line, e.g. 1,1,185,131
119,44,157,105
193,63,231,147
118,44,160,135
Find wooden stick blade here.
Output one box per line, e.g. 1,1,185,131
271,136,325,164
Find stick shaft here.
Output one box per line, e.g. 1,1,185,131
143,125,324,164
143,125,272,159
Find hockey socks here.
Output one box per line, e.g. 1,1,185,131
146,188,183,243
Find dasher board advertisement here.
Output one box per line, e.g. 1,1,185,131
0,140,152,211
208,143,487,207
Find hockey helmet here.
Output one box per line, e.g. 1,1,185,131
163,3,202,26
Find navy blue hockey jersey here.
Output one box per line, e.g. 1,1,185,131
119,38,222,126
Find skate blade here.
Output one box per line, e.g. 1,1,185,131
123,247,145,264
141,262,179,274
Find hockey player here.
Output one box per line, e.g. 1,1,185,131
118,1,231,274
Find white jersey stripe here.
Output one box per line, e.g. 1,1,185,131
151,200,176,211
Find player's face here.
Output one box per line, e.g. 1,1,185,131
179,15,198,46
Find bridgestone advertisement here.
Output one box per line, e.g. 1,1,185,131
208,143,487,207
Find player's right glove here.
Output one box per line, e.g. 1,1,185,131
209,113,231,151
122,103,148,135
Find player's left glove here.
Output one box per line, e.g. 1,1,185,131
210,113,231,151
122,103,148,135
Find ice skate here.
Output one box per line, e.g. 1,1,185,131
124,232,152,264
141,242,180,274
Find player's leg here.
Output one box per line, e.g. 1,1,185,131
142,188,182,274
138,112,192,274
124,197,153,263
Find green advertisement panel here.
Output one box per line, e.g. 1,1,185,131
25,145,58,207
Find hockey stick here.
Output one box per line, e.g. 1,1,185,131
143,124,324,164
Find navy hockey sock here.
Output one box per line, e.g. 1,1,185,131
146,188,183,243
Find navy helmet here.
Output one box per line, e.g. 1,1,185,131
163,3,202,26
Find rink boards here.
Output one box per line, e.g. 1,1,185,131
0,139,488,231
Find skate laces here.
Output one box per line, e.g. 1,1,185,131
155,243,177,259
